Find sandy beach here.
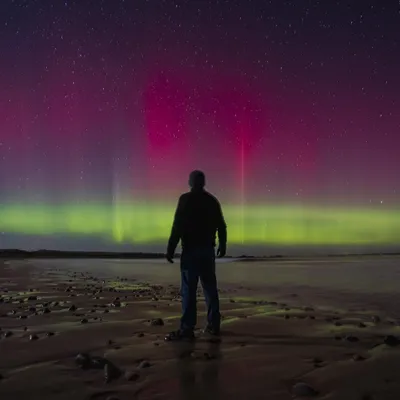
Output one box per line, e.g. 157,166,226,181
1,256,400,400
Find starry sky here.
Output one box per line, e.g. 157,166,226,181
0,0,399,254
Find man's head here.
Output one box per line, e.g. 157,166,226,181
189,170,206,190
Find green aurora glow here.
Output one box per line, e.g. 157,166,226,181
1,203,399,245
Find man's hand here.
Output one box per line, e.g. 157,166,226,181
166,253,174,263
216,245,226,258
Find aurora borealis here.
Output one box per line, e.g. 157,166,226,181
0,1,399,254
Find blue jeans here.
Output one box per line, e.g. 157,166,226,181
180,246,220,332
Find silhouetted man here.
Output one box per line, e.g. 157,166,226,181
165,170,227,341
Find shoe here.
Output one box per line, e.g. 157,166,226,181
164,329,195,342
203,326,220,337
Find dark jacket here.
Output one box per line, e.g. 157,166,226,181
167,189,227,255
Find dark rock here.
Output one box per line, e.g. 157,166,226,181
104,362,122,383
80,318,88,324
372,315,381,324
229,299,236,303
28,307,36,313
353,354,366,361
203,352,216,360
75,353,92,369
29,334,39,341
345,335,359,343
137,360,151,369
125,370,140,381
27,296,37,301
150,318,164,326
43,308,51,314
137,332,144,337
334,321,343,326
112,298,121,307
90,356,108,369
384,335,400,347
19,315,27,319
103,309,109,313
3,331,13,338
292,382,318,397
358,322,367,328
284,315,290,319
68,305,77,312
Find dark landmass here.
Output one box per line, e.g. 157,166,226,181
0,248,399,260
0,249,167,260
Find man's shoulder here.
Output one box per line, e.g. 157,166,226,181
204,191,221,206
179,190,220,204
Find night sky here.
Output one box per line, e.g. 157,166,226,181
0,1,399,254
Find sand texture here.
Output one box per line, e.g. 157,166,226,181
1,256,400,400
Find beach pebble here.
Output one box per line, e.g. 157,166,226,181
372,316,381,324
150,318,164,326
91,356,108,369
203,352,216,360
68,305,77,312
345,335,359,343
358,322,367,328
384,335,400,347
3,331,13,338
27,296,37,301
292,382,318,397
125,371,140,381
80,318,88,324
29,334,39,341
75,353,92,369
137,360,151,369
43,307,51,314
104,362,122,383
353,354,366,361
46,331,55,337
112,298,121,307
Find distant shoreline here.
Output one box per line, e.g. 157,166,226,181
0,249,399,260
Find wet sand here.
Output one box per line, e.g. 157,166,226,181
1,256,400,399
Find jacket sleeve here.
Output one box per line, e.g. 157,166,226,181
167,195,185,256
216,199,227,247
